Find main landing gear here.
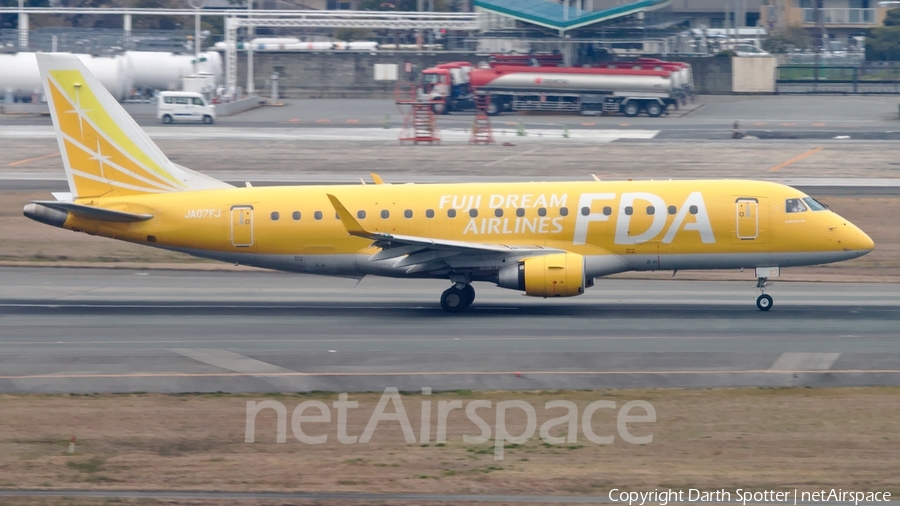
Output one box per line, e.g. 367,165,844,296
441,283,476,312
756,277,773,311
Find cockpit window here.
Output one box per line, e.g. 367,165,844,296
802,197,828,211
786,198,807,213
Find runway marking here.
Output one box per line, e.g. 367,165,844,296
2,369,899,380
768,147,824,172
6,152,60,167
484,147,542,167
769,352,840,371
170,348,296,375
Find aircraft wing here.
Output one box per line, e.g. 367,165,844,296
327,194,561,274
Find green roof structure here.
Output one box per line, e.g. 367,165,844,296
474,0,671,33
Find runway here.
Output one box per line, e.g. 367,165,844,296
1,268,899,393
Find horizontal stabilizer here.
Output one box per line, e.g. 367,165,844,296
30,201,153,223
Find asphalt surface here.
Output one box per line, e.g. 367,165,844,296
1,268,899,394
4,95,900,140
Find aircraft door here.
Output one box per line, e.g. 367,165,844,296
734,197,767,243
231,205,254,247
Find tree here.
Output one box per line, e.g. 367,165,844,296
866,8,900,61
762,25,811,53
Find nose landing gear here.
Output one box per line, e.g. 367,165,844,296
441,283,476,312
756,277,773,311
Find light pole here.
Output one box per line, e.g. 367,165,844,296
186,0,205,73
247,0,254,96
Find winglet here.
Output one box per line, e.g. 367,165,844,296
370,173,386,185
326,194,370,237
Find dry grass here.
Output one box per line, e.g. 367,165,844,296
2,192,898,280
0,389,898,495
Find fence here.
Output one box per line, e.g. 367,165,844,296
776,64,900,94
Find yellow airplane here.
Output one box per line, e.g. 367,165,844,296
24,53,874,312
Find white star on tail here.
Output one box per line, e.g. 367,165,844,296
88,139,112,180
64,87,92,139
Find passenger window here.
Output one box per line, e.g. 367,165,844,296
646,206,655,215
335,213,340,220
559,207,568,217
802,197,827,211
381,210,390,219
603,206,612,216
516,208,525,217
164,97,174,104
469,209,478,218
581,206,590,216
357,210,366,219
314,211,323,220
404,210,413,218
537,207,547,217
786,198,807,213
426,209,435,218
192,98,204,106
270,211,279,221
495,208,503,217
624,206,633,216
668,205,676,215
292,211,301,220
447,209,456,218
689,205,698,215
176,97,189,105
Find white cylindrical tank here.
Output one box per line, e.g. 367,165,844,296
470,68,676,96
0,52,42,100
126,51,222,91
0,52,130,101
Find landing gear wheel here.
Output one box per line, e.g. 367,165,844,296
441,287,466,312
441,284,475,312
756,294,773,311
461,284,475,308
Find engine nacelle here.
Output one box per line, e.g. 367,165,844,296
498,252,586,298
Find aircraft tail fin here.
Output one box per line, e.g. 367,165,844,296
36,52,232,200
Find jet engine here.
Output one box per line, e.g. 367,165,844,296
498,252,586,297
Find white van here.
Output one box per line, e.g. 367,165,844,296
157,91,216,124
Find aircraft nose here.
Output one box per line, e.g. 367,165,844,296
842,221,875,253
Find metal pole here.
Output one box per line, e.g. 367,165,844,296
247,0,254,96
124,13,131,50
195,9,201,59
225,16,237,97
814,0,821,92
18,0,28,49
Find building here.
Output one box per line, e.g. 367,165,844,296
759,0,889,46
667,0,764,29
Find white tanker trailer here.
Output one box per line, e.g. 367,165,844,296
468,66,680,117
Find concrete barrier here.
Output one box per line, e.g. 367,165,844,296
215,95,266,116
732,56,777,93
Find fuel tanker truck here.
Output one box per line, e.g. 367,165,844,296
419,58,692,117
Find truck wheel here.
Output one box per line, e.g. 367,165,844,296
202,115,214,124
486,101,500,116
645,102,664,117
162,115,173,124
432,102,447,115
622,102,640,117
